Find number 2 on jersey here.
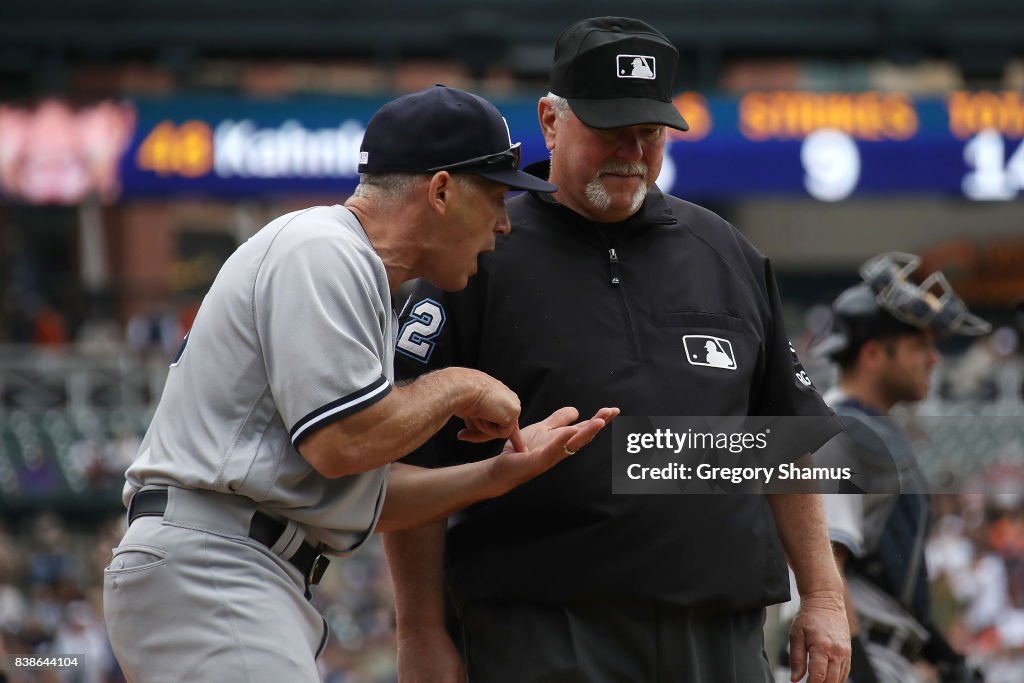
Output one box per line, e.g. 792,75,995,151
396,299,446,363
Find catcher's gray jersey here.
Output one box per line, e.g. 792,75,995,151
124,205,396,553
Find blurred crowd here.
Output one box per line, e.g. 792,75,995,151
927,494,1024,681
0,512,398,683
1,303,199,359
0,513,124,683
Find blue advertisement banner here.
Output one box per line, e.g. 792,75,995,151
3,91,1022,204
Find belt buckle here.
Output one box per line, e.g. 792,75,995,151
307,554,330,586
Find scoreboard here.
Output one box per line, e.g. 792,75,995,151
116,90,1024,202
663,91,1024,201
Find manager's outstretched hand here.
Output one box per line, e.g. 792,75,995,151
377,406,618,532
485,406,619,493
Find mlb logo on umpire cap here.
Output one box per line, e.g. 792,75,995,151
548,17,688,131
617,54,656,80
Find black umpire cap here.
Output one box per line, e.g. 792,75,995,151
816,252,991,360
549,17,689,131
358,84,556,193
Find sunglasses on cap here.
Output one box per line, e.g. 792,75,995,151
860,252,991,337
427,142,522,173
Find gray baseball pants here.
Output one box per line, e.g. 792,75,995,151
103,487,329,683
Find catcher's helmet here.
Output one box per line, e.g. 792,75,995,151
815,252,991,359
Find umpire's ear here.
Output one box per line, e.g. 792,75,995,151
538,98,560,152
426,170,455,216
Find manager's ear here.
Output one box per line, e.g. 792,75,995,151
427,170,455,216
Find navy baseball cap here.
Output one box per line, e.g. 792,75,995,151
550,17,688,131
358,85,556,193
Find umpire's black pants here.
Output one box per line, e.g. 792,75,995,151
461,600,774,683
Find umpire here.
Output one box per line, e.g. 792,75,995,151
103,85,617,683
387,17,851,683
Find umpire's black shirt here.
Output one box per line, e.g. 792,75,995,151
396,164,841,611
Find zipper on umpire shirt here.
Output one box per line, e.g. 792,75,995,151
599,233,639,358
608,248,622,286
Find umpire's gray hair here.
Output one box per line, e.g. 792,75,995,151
352,172,474,208
542,92,571,121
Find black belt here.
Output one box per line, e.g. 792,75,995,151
127,489,329,594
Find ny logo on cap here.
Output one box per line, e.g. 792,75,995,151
616,54,656,80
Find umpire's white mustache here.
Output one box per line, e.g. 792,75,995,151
597,161,648,178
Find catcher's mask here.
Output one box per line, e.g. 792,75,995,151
815,252,991,358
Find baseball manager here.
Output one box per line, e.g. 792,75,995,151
103,85,616,683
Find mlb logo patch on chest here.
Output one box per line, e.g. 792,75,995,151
616,55,656,80
683,335,737,370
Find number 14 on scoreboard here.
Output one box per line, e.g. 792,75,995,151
962,129,1024,201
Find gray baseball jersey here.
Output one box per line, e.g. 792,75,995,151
124,205,396,554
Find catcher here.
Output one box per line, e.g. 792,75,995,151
811,252,989,683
